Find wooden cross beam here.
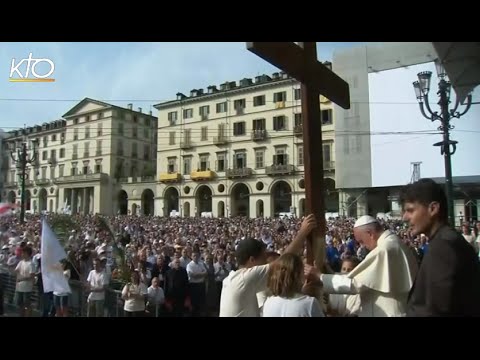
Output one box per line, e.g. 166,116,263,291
247,42,350,271
246,42,350,109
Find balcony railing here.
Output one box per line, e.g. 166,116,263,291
265,164,295,176
159,172,181,183
180,140,193,150
226,167,253,179
190,170,215,181
324,161,335,170
54,173,105,184
35,178,50,185
141,175,155,182
294,124,303,136
251,130,267,141
213,136,228,146
4,182,17,188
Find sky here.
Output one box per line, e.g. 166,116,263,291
369,61,480,186
2,42,477,187
0,42,364,130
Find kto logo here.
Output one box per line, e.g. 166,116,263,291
9,53,55,82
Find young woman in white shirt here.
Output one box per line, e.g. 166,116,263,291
262,253,324,317
121,270,148,317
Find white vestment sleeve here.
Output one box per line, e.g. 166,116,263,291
321,274,360,295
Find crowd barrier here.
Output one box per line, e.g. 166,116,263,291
0,270,125,317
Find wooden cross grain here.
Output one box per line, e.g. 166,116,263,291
247,42,350,272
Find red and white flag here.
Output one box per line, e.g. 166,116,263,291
0,202,18,217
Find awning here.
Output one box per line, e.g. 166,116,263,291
432,42,480,103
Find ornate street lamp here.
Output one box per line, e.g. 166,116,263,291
412,60,473,226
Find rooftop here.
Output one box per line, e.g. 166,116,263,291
154,64,332,109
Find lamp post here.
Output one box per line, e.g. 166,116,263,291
9,136,38,224
412,60,473,227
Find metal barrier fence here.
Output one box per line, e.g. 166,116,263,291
0,271,125,317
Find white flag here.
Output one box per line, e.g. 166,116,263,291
41,218,71,294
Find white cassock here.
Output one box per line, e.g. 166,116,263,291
321,230,418,317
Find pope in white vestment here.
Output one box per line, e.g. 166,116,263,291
317,216,418,317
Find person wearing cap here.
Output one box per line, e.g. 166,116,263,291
219,214,316,317
400,178,480,317
305,215,418,317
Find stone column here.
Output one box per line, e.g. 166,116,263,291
83,187,88,214
70,189,75,214
356,191,368,216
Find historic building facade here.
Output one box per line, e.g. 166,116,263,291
154,71,337,218
1,98,158,215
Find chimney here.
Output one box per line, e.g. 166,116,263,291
127,103,133,110
220,82,229,91
239,78,253,87
149,110,152,116
138,107,142,113
207,85,218,94
255,75,270,83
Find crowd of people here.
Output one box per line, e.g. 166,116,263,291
1,179,479,317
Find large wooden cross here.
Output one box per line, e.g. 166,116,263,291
247,42,350,271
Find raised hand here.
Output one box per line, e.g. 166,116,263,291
299,214,317,238
304,261,321,280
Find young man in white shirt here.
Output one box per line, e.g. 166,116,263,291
14,246,35,317
219,214,316,317
86,258,109,317
186,252,207,317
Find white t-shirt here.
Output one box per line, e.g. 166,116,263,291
263,294,324,317
15,259,35,292
219,264,269,317
147,286,165,305
122,283,148,312
53,269,71,297
87,269,109,301
186,261,207,284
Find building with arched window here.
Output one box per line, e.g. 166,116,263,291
154,71,337,218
